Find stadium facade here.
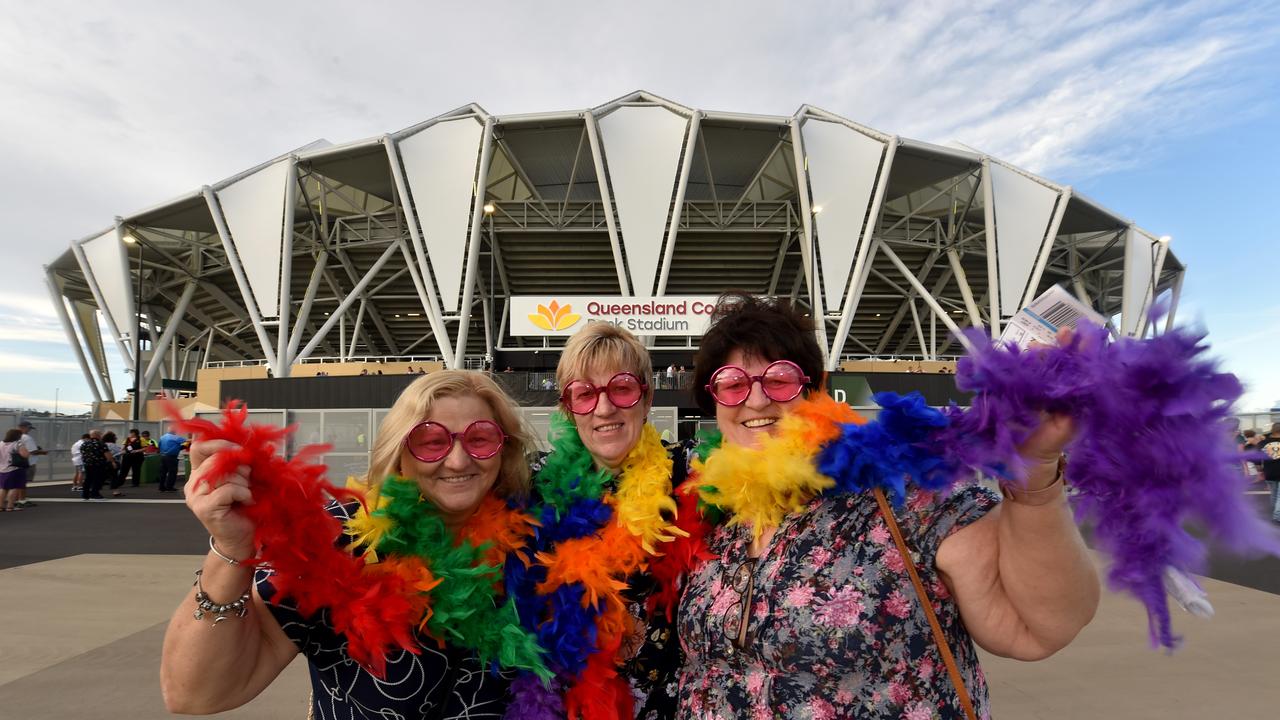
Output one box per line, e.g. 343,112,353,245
44,90,1183,409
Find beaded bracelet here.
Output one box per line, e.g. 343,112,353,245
192,569,251,623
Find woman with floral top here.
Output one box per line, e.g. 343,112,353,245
675,293,1099,719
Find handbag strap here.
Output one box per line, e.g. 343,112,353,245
873,487,978,720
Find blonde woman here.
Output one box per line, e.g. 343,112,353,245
504,323,688,719
161,370,534,719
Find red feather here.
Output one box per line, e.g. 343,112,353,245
172,401,421,677
563,632,634,720
646,480,716,621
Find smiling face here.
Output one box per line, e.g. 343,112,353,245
569,366,652,470
398,394,503,529
714,349,806,450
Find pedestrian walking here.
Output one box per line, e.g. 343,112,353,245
79,430,114,501
1257,423,1280,523
70,433,88,494
157,426,188,492
114,428,145,493
1,428,33,511
15,421,47,508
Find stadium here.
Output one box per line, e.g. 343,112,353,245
43,90,1183,444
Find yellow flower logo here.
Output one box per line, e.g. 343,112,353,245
528,300,581,331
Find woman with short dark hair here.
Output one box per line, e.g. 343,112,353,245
674,292,1099,719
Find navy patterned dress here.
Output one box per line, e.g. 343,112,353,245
255,502,513,720
676,485,999,720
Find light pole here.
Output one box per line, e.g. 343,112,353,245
124,233,143,423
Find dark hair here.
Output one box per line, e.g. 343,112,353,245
103,431,118,444
141,431,151,436
692,291,825,413
128,428,139,436
81,433,90,440
4,428,21,443
1243,429,1257,439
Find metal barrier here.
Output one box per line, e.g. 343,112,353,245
0,413,164,482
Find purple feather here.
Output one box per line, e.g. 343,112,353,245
504,672,563,720
936,318,1280,649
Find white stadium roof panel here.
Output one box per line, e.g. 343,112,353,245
45,91,1184,400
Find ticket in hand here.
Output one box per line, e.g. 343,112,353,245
999,284,1106,350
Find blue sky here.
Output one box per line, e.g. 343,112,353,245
0,0,1277,414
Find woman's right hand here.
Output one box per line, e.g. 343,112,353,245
185,439,257,561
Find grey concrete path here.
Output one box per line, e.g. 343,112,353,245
2,484,1278,718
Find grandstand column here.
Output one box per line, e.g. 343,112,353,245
787,113,827,352
979,157,1001,337
294,241,400,363
1019,187,1072,311
286,250,328,366
382,136,455,367
828,136,898,369
655,111,701,295
584,111,631,294
876,240,972,353
454,117,496,365
44,270,104,403
276,156,298,375
203,186,279,376
141,280,197,394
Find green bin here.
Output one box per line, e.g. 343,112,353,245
140,455,162,485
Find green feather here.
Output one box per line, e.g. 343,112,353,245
367,474,548,677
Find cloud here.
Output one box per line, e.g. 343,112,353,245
0,351,83,373
0,391,93,413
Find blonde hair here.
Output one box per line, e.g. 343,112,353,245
556,323,654,402
367,370,533,500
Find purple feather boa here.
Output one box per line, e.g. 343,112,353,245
504,673,564,720
936,319,1280,649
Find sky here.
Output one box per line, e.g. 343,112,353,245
1,0,1277,415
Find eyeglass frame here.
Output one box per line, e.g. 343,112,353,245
720,558,758,650
401,419,508,463
558,372,649,415
705,359,812,407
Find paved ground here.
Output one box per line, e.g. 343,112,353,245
1,482,1278,718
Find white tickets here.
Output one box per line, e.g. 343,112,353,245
999,284,1107,349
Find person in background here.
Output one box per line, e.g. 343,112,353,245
102,432,126,496
1,428,33,511
1239,429,1260,482
157,425,189,493
117,429,145,489
140,430,159,454
1257,423,1280,524
70,433,89,494
80,430,115,501
15,420,47,508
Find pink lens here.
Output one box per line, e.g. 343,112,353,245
404,420,506,463
706,360,809,406
561,373,646,414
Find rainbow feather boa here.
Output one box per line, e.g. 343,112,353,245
504,413,683,720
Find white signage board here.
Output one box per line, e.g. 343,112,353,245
509,296,721,337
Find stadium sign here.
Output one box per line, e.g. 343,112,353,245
510,296,721,336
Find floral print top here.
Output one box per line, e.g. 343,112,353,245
677,484,1000,720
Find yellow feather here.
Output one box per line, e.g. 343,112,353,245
694,410,833,539
613,424,688,555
